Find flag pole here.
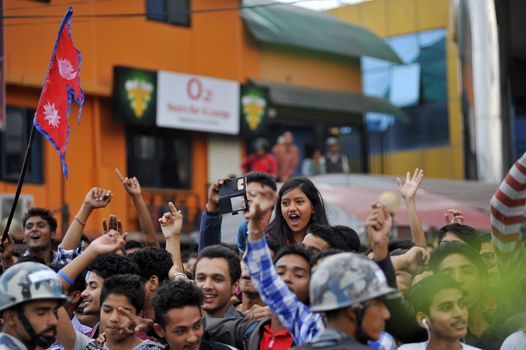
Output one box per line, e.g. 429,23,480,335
1,124,37,244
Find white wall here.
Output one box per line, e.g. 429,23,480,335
464,0,503,183
207,135,242,182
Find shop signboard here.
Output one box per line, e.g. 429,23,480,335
240,84,269,136
112,66,157,126
156,71,240,135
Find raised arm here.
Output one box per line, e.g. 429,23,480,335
61,187,112,250
56,228,127,350
490,151,526,266
115,168,159,248
244,187,322,344
158,202,185,277
198,178,230,251
397,168,426,247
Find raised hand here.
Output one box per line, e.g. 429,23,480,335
397,168,424,200
401,246,430,275
84,187,112,210
158,202,183,240
117,306,154,334
0,235,14,258
247,186,277,224
365,202,392,245
115,168,142,197
205,177,231,213
444,208,464,225
88,229,127,256
102,214,123,234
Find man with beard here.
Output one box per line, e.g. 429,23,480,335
0,262,67,349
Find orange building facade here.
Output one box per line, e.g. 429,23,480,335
4,0,264,237
4,0,395,238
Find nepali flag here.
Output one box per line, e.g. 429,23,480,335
33,7,84,177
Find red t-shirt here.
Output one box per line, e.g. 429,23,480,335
259,323,294,350
241,154,278,178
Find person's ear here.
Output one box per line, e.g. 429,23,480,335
231,280,239,294
416,311,429,329
50,230,56,240
3,309,16,327
69,291,82,305
152,323,165,338
149,275,159,291
344,306,357,322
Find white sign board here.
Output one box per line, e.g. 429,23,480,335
156,71,240,134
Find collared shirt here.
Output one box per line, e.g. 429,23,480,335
244,237,323,345
260,323,293,350
244,237,398,350
23,242,84,266
0,332,27,350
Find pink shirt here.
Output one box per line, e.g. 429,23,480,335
272,144,299,181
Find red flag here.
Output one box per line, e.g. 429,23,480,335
33,7,84,177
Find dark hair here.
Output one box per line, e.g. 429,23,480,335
16,254,46,265
195,245,241,284
88,254,140,280
245,171,277,192
129,247,173,283
252,138,269,153
22,208,57,233
266,238,281,256
124,240,145,252
273,244,312,268
153,279,203,328
410,274,463,315
332,225,361,252
266,177,328,247
388,239,416,252
100,274,144,313
310,248,344,267
437,223,480,251
429,242,487,279
307,224,344,249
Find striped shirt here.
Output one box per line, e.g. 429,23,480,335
489,151,526,267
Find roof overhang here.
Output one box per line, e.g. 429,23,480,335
241,0,403,64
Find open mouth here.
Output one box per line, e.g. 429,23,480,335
203,294,217,304
451,320,466,330
289,214,300,224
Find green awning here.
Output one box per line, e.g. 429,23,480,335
252,80,407,120
241,0,402,64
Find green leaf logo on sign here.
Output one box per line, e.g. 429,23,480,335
125,79,154,118
241,87,267,131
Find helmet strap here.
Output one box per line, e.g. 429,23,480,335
352,304,370,345
16,305,56,349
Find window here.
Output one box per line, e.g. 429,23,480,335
146,0,191,27
126,127,192,189
362,29,449,152
0,106,44,184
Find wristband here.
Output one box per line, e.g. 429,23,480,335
58,270,74,286
74,216,86,226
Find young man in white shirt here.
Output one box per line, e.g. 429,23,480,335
399,274,482,350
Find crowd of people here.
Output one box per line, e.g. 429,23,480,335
0,149,525,350
241,131,350,181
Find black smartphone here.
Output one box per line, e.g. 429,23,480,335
218,177,248,215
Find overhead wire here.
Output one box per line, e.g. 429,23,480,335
2,0,321,21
